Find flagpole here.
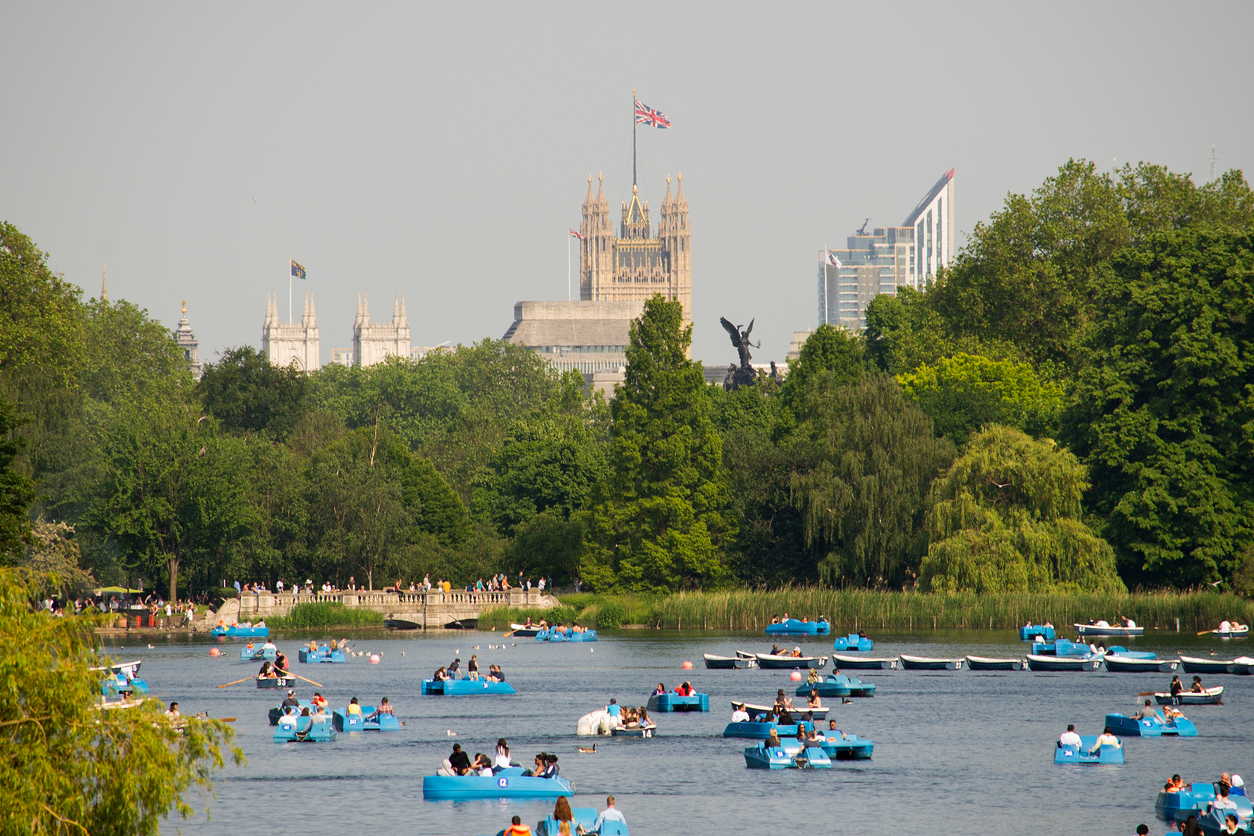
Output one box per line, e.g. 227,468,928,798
288,257,293,323
567,234,571,301
632,88,637,188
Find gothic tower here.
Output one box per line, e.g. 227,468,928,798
262,291,321,371
352,292,411,366
172,300,202,378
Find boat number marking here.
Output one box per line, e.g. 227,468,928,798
498,778,508,787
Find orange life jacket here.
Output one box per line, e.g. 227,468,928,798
505,826,532,835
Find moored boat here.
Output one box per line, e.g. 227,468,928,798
796,674,875,698
831,633,873,652
755,653,827,670
723,720,815,739
1074,622,1143,637
1179,655,1236,674
1054,735,1124,764
211,624,269,638
1103,655,1176,673
1153,686,1224,705
743,741,832,769
704,653,752,669
1232,656,1254,675
333,706,400,731
509,622,541,637
273,715,336,742
1026,654,1101,672
764,618,831,636
422,768,572,800
256,675,295,689
965,655,1025,671
1019,625,1056,641
899,654,963,670
1104,712,1197,737
832,653,897,670
421,678,516,695
646,692,709,712
1104,645,1155,659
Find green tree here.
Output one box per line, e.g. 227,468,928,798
0,399,36,563
0,222,84,389
897,353,1063,447
198,346,311,440
788,375,955,587
1064,226,1254,587
379,435,471,547
779,324,864,416
582,295,731,591
919,425,1125,594
0,568,244,835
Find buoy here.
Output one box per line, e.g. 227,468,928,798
790,670,802,682
682,660,693,669
209,648,221,657
370,654,381,664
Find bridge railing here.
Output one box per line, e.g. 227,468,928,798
235,588,539,617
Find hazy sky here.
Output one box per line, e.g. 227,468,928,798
3,2,1251,365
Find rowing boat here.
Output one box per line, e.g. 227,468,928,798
1103,655,1177,673
732,701,829,719
1153,686,1224,705
899,655,963,670
965,656,1025,671
1179,655,1236,674
1026,654,1100,672
755,653,827,670
704,653,753,669
1074,622,1143,637
832,653,897,670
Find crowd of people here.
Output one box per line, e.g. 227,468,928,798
432,655,506,683
1157,772,1249,834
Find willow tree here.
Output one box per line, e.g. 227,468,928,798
919,424,1124,593
581,295,731,591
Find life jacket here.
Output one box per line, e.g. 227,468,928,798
505,826,532,835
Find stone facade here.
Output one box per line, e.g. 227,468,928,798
172,300,202,378
502,299,642,376
262,291,321,371
352,293,411,367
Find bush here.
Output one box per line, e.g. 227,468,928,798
596,600,626,629
270,602,383,630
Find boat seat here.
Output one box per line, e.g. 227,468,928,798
1191,783,1216,798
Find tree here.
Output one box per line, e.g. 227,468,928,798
897,353,1063,447
379,435,471,547
0,568,244,835
779,324,864,415
198,346,310,440
0,222,84,389
788,375,955,587
23,518,94,590
0,398,35,564
1063,226,1254,587
582,295,732,591
919,425,1125,594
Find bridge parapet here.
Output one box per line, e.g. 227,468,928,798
235,587,545,628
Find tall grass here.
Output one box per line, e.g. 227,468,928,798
479,589,1254,632
268,602,384,630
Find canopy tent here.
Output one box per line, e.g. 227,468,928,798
91,587,145,595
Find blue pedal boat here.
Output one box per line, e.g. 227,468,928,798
273,715,336,742
421,678,516,695
831,633,873,652
1156,783,1254,822
1105,712,1197,737
332,706,400,731
723,720,814,739
1195,807,1251,835
535,628,597,642
773,734,873,760
765,619,831,636
269,699,312,725
646,692,709,712
1031,639,1092,657
744,741,832,769
422,768,572,800
797,673,875,698
1054,735,1124,764
528,808,628,836
211,624,269,638
1020,625,1057,641
241,644,277,661
102,673,149,697
298,647,347,664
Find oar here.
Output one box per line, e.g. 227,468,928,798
1198,630,1214,636
289,673,323,688
216,677,252,689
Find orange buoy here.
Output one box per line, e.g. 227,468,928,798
370,654,381,664
789,670,802,681
682,660,693,669
209,648,221,656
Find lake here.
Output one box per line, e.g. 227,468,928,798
135,627,1252,835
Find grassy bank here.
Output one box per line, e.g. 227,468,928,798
479,589,1254,632
267,602,384,630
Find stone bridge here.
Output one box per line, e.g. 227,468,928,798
233,588,555,630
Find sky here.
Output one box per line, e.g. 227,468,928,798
2,2,1252,366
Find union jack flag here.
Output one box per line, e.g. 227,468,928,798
569,229,585,240
634,99,671,129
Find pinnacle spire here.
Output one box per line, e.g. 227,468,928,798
392,293,401,322
101,264,108,303
399,292,408,325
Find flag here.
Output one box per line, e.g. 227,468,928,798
827,253,843,268
569,229,585,240
290,259,306,280
634,99,671,129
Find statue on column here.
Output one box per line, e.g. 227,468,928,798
720,316,760,391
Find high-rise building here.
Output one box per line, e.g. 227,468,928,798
352,293,411,367
262,291,321,371
579,172,691,335
818,169,955,330
172,300,202,378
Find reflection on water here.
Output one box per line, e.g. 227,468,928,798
140,628,1254,835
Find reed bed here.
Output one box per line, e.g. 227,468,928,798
480,589,1253,633
269,601,384,630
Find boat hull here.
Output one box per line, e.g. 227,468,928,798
965,656,1025,671
1104,712,1197,737
240,646,277,661
383,618,421,630
1074,624,1143,637
899,655,963,670
1212,626,1250,638
744,743,832,769
422,769,572,800
832,654,896,670
1026,654,1100,672
421,679,516,695
212,625,269,638
756,653,827,670
723,721,815,739
1019,625,1056,641
1179,655,1236,674
298,648,347,664
256,675,295,689
1104,656,1176,673
1055,736,1124,764
774,735,873,761
797,674,875,698
647,693,708,712
611,726,655,738
703,654,751,669
764,619,830,636
332,707,399,731
1153,686,1224,705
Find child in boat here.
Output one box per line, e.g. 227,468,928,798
504,815,531,835
346,697,362,715
311,692,328,711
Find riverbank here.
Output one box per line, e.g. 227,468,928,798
478,588,1254,632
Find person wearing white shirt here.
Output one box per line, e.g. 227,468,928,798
577,797,626,835
731,703,750,723
1058,724,1082,748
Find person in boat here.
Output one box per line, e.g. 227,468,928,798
1134,699,1164,723
637,706,654,728
553,797,575,836
1220,620,1233,632
829,719,840,733
1168,774,1185,793
504,815,532,835
366,698,393,721
307,639,319,653
542,754,560,778
621,707,638,728
765,728,782,748
774,689,795,712
576,796,627,836
273,652,289,674
493,739,512,771
311,692,328,711
807,689,823,709
282,688,299,708
801,616,809,623
652,683,665,696
674,682,692,697
1220,814,1244,835
806,668,821,686
433,666,449,682
1088,726,1121,755
791,646,803,658
1191,675,1206,693
806,725,823,742
312,700,328,720
769,644,783,656
1232,775,1247,797
782,612,790,622
259,661,277,678
346,696,362,716
467,655,479,680
473,753,494,776
262,639,277,654
1211,785,1240,815
770,615,780,624
448,743,472,775
777,708,794,726
605,698,621,727
165,701,180,720
1163,705,1185,723
731,703,750,723
858,631,869,640
794,726,807,744
448,658,461,678
1171,675,1185,698
523,616,534,628
1058,724,1082,749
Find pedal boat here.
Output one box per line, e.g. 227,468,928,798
646,692,709,712
333,705,399,731
743,741,832,769
1054,735,1123,764
796,673,875,697
421,678,516,695
831,633,872,652
1104,712,1197,737
422,768,572,799
1019,625,1056,641
273,714,336,742
764,618,830,636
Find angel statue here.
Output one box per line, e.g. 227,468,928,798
720,316,760,391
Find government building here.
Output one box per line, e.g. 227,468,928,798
261,291,412,370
